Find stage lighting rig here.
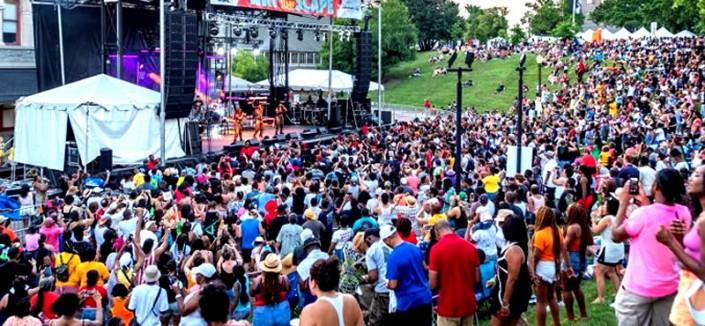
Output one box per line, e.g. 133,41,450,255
269,27,277,39
209,22,220,37
233,26,243,37
281,28,288,40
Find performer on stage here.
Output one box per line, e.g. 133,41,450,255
233,107,246,142
275,101,288,135
252,101,265,139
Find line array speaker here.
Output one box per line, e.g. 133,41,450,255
165,11,199,119
352,31,372,103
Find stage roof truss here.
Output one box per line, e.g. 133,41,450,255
205,12,360,33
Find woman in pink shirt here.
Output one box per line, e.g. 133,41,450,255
657,164,705,326
612,169,691,326
39,218,64,251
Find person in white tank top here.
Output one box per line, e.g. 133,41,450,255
299,257,364,326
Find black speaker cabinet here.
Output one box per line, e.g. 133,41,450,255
99,148,113,172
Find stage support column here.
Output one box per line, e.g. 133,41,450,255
377,0,382,127
57,4,66,85
327,17,333,120
116,0,123,79
159,0,166,164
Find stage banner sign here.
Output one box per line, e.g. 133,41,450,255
210,0,363,19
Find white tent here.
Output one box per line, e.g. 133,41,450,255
256,69,384,92
613,28,633,40
601,29,615,40
224,76,266,93
580,29,594,41
14,74,186,171
676,30,697,38
632,27,652,39
655,27,675,38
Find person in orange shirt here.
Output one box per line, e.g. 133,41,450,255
110,283,134,326
0,216,17,242
531,207,571,326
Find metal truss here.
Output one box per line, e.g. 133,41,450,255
204,12,360,33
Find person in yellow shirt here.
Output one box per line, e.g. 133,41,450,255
54,250,81,293
75,248,110,287
133,169,146,187
599,145,611,167
482,167,501,200
608,102,618,116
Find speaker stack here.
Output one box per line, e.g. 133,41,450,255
184,121,202,155
99,148,113,172
165,11,199,119
352,31,373,103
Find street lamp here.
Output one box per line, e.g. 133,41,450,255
536,55,544,97
516,53,527,176
447,50,472,192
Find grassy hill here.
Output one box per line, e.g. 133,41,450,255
383,51,553,111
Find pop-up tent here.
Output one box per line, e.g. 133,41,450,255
14,74,186,171
580,29,594,41
256,69,384,92
613,28,633,40
224,76,267,93
655,27,674,38
676,30,696,38
632,27,652,39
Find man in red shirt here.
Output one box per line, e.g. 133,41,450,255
429,220,480,326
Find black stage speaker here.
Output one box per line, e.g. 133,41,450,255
268,86,289,116
465,51,475,69
275,134,287,142
99,148,113,172
302,129,317,139
165,11,199,119
352,31,373,103
247,139,260,147
262,137,277,147
381,110,392,125
184,121,202,155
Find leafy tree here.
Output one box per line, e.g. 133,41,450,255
401,0,460,51
465,6,509,42
319,0,417,78
522,0,584,36
593,0,699,32
509,24,527,45
232,51,269,82
552,21,579,38
674,0,705,33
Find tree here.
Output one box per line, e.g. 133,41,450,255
232,51,269,82
674,0,705,33
592,0,700,33
319,0,417,78
465,6,509,42
509,24,527,45
401,0,460,51
552,21,579,38
522,0,584,36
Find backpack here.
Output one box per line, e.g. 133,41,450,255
56,254,75,282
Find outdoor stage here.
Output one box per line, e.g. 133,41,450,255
199,124,309,153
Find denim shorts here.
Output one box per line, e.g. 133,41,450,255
252,300,290,326
563,251,586,273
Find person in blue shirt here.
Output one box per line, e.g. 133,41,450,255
352,208,378,233
84,170,110,189
383,224,432,325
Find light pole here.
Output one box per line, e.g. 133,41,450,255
516,53,527,176
377,0,382,127
447,51,471,192
536,55,544,97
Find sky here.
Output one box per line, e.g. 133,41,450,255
453,0,531,27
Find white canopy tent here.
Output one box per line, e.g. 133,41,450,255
14,74,186,171
655,27,675,38
580,29,594,41
255,69,384,92
601,29,615,40
676,30,696,38
632,27,652,39
224,76,266,93
613,28,633,40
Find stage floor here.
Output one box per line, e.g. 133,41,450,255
200,125,309,154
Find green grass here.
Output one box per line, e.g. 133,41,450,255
383,52,556,111
523,279,617,326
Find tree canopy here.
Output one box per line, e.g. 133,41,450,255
464,6,509,42
591,0,699,32
522,0,583,37
319,0,417,78
231,51,268,82
401,0,460,51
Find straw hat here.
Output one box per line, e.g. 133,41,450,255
260,253,282,273
352,232,366,252
405,196,417,207
143,265,161,283
281,253,296,275
304,209,316,220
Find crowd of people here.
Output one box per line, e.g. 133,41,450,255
0,35,704,326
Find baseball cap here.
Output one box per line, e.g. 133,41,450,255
380,224,397,240
192,263,217,278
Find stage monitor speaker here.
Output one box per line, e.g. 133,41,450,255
247,139,260,147
262,137,278,147
288,133,302,141
184,121,202,155
317,127,329,135
165,11,199,119
329,126,343,134
99,148,113,172
302,129,317,139
352,31,373,102
275,134,287,142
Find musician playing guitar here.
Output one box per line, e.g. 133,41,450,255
275,101,288,135
252,101,265,139
233,107,246,142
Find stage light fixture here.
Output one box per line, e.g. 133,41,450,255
281,28,288,40
209,22,220,37
314,29,322,42
216,46,225,56
269,27,277,39
297,29,304,41
249,27,259,39
233,26,243,37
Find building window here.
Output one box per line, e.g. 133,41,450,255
3,0,19,44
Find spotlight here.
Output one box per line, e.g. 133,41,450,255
314,29,322,42
281,28,288,40
216,47,225,56
233,26,243,37
296,29,304,41
249,27,259,39
269,27,277,39
209,22,219,37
